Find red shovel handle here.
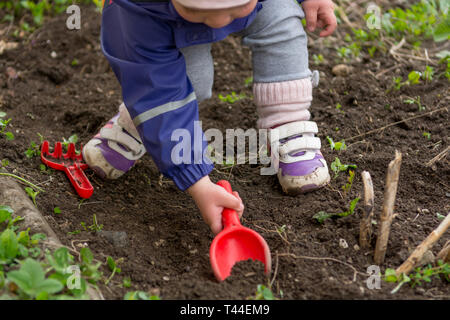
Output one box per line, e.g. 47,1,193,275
216,180,242,229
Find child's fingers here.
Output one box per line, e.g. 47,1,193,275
220,190,244,213
210,219,223,235
318,12,337,37
304,7,318,32
232,191,244,218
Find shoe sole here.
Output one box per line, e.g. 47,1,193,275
278,166,331,195
82,140,126,180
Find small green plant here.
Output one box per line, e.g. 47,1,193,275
70,58,79,67
0,112,14,141
244,76,253,87
80,214,103,233
337,47,351,61
436,212,445,220
250,284,275,300
79,247,103,285
53,207,61,215
384,261,450,294
326,136,347,152
7,258,64,299
313,54,324,65
367,46,377,57
122,277,131,288
24,134,44,159
407,70,421,85
124,291,161,300
330,157,357,179
422,132,431,139
313,197,360,224
24,141,40,159
422,65,434,82
105,256,123,285
1,205,105,300
24,187,39,206
62,134,79,152
218,91,246,104
341,169,356,194
403,96,425,111
1,159,9,168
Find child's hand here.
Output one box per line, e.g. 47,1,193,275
187,175,244,235
302,0,337,37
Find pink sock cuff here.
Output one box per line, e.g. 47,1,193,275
253,79,313,129
253,78,313,106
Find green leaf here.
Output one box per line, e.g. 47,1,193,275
36,278,63,295
123,277,131,288
80,247,93,264
124,291,149,300
313,211,334,224
433,14,450,42
7,258,63,297
7,269,32,293
0,270,4,289
47,247,72,273
17,229,30,247
22,258,45,287
36,291,49,300
262,287,274,300
0,205,13,224
0,229,19,261
4,132,14,140
107,256,116,271
348,197,360,214
384,268,398,283
407,71,421,84
17,244,29,258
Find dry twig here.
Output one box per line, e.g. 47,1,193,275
436,240,450,263
278,253,366,282
426,146,449,167
359,171,375,249
374,151,402,265
396,214,450,275
345,106,448,141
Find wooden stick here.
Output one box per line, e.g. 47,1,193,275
425,145,449,167
396,214,450,275
345,106,448,141
359,171,375,249
436,240,450,263
374,151,402,265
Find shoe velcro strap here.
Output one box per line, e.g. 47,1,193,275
100,125,144,156
269,121,318,144
279,136,321,157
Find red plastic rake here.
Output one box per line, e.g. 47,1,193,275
41,140,93,199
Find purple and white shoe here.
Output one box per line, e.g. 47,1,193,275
82,108,146,179
269,121,330,195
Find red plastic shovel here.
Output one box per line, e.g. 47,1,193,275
209,180,272,281
41,140,94,199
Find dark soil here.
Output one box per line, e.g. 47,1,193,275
0,5,448,300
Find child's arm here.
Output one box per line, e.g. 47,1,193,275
187,175,244,235
101,1,241,235
301,0,337,37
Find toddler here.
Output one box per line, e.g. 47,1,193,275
83,0,337,234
